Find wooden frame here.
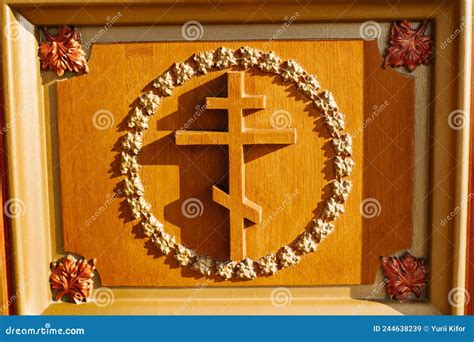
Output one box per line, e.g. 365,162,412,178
466,10,474,316
0,0,471,315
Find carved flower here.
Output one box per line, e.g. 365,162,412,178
319,90,338,111
139,91,161,115
298,74,320,99
215,47,237,69
295,232,317,254
216,261,237,280
141,214,164,237
128,107,149,130
258,51,281,73
39,26,89,77
193,51,215,74
120,152,140,175
332,133,352,155
192,256,213,276
313,219,334,242
331,179,352,201
152,232,176,255
334,156,355,177
324,112,345,134
122,132,143,155
256,254,278,275
281,60,305,82
278,246,300,268
235,257,257,280
173,62,195,85
324,197,345,219
381,252,427,301
123,175,145,197
174,245,196,266
239,46,262,68
384,20,433,72
127,196,151,219
153,71,175,96
49,255,95,303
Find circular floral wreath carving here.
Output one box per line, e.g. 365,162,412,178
120,46,354,280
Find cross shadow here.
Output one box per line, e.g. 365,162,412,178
141,75,298,262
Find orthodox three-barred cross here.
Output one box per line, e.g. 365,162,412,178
175,71,297,260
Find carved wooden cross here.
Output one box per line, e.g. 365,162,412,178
175,71,297,260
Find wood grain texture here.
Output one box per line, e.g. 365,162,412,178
56,40,414,286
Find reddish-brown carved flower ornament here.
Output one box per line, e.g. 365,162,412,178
381,252,427,302
49,255,96,303
384,20,433,72
39,26,89,77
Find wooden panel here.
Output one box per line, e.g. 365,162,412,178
361,42,415,282
56,40,413,286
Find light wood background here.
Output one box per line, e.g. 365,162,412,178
56,40,414,286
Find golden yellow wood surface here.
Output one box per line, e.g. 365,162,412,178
56,40,413,286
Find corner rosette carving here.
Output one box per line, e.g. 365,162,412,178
39,25,89,76
384,20,433,72
49,255,96,304
381,252,427,302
